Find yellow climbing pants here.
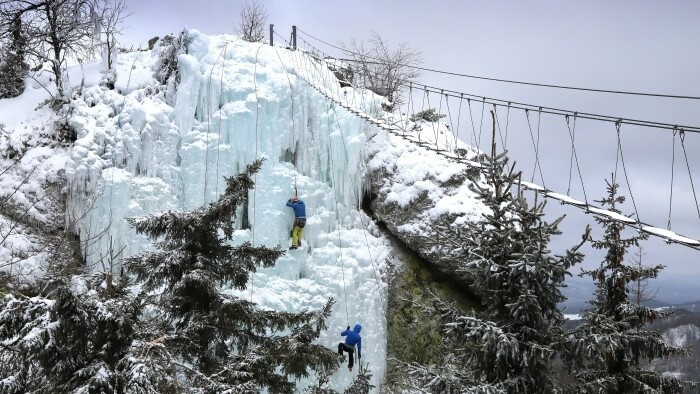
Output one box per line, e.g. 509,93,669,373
292,225,303,247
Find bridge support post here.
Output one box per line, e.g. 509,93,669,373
270,24,274,46
292,25,297,50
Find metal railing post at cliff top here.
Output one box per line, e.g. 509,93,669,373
269,24,274,46
292,25,297,50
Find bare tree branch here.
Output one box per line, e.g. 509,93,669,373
341,32,422,108
234,0,267,43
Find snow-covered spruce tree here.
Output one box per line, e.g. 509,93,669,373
343,368,374,394
304,367,373,394
124,159,339,393
408,150,587,392
564,178,692,393
0,13,29,99
0,275,138,393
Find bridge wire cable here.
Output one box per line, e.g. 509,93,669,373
397,84,410,134
296,28,700,101
398,81,700,133
565,114,588,203
419,88,427,141
616,123,642,223
408,84,417,135
478,97,486,154
467,99,478,147
679,130,700,222
435,90,444,146
504,103,511,148
445,95,455,150
285,33,700,132
566,115,575,196
453,94,464,150
668,128,677,230
424,89,433,142
613,122,622,194
493,104,506,151
524,109,546,188
535,108,543,183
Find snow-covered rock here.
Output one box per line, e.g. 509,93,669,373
662,324,700,348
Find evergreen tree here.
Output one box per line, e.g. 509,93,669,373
0,274,138,393
123,159,339,393
408,151,587,393
304,366,373,394
564,178,692,393
0,13,29,99
344,368,374,394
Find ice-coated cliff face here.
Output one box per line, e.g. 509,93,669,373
65,29,390,390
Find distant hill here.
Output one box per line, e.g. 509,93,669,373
562,299,700,315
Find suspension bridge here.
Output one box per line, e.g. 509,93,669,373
264,26,700,253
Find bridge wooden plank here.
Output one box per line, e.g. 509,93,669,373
546,192,586,206
587,207,637,224
518,180,545,191
641,226,700,246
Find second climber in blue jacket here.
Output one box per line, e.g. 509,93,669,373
338,323,362,371
286,196,306,249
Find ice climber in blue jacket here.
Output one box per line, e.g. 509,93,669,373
338,323,362,371
286,196,306,249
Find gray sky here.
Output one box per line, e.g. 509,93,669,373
121,0,700,303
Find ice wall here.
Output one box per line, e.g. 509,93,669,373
66,30,389,391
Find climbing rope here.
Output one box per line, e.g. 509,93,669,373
293,44,389,318
203,45,229,204
250,43,265,302
215,43,230,196
324,93,388,316
323,101,351,326
271,45,299,195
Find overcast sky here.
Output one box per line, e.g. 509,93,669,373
120,0,700,303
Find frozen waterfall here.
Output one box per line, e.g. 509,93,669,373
65,29,389,391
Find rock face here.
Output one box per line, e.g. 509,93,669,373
364,127,488,290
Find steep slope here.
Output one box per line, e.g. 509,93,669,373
64,30,392,390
